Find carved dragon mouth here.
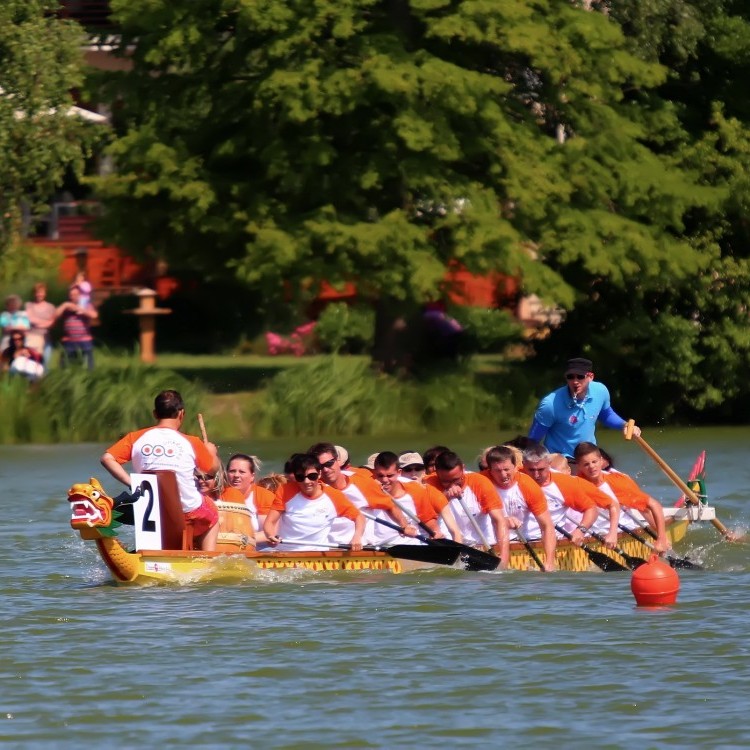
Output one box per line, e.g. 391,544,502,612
69,496,106,526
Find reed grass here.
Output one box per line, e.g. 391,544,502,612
0,363,205,444
247,356,520,437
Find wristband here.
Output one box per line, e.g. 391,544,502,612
578,525,589,534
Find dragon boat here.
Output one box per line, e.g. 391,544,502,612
67,470,714,586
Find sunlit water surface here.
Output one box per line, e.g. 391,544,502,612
1,428,749,748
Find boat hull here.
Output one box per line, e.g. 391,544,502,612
83,519,690,585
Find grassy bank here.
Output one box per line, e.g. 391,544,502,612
0,351,540,444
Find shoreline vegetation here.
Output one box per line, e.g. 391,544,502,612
0,352,541,445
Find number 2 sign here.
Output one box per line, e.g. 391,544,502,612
131,474,163,550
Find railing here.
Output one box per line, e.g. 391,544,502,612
57,1,112,28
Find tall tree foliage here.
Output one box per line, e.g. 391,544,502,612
94,0,719,383
534,1,750,421
0,0,90,258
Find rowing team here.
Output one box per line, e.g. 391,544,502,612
202,440,670,571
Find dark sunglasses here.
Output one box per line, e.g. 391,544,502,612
566,373,587,381
319,458,337,469
194,473,215,481
401,464,424,472
295,471,320,482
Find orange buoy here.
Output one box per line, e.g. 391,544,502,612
630,554,680,606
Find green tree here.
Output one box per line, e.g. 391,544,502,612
92,0,718,373
532,1,750,422
0,0,92,259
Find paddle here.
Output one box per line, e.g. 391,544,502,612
588,528,647,570
625,420,738,541
554,524,629,572
513,527,546,572
278,538,462,567
618,508,703,570
617,523,703,570
198,413,208,443
362,512,500,572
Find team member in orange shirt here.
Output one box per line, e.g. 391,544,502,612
264,453,365,551
521,445,619,548
227,453,275,542
372,451,462,542
308,442,418,545
481,445,556,572
574,442,670,553
425,451,510,567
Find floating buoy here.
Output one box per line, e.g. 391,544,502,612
630,554,680,606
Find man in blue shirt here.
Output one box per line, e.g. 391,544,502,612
528,357,640,458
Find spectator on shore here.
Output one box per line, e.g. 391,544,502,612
1,294,31,351
55,285,98,370
1,331,44,382
25,283,56,368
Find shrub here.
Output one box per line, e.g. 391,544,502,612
449,306,523,353
249,355,507,437
315,303,375,354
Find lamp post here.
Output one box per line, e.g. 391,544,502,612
126,288,171,363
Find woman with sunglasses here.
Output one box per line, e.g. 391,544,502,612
263,453,365,552
527,357,641,460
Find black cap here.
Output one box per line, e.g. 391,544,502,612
566,357,593,375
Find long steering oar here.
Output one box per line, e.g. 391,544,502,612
278,538,462,567
554,524,629,572
625,420,737,541
362,512,500,572
618,508,703,570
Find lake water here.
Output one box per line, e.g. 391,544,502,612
1,427,749,748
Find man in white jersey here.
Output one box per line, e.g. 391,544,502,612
480,445,557,571
521,444,619,548
101,389,221,551
424,451,510,567
372,451,462,542
308,442,417,546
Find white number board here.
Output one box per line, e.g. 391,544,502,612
131,474,163,550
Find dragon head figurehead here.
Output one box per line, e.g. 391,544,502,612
68,478,121,538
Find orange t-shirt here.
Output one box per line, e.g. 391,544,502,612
580,471,650,511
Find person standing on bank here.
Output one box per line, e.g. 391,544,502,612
528,357,640,459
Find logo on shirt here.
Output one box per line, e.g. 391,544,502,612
140,444,178,458
569,415,578,425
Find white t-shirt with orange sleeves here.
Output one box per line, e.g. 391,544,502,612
482,470,548,541
330,471,400,546
242,485,276,532
106,426,214,513
385,481,441,546
534,472,598,536
269,485,360,551
585,471,650,531
426,472,502,547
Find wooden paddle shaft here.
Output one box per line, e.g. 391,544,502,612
197,413,208,443
625,420,732,539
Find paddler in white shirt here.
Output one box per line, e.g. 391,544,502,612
371,451,462,543
424,450,510,567
307,442,418,546
479,445,557,572
521,444,619,549
264,453,365,551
